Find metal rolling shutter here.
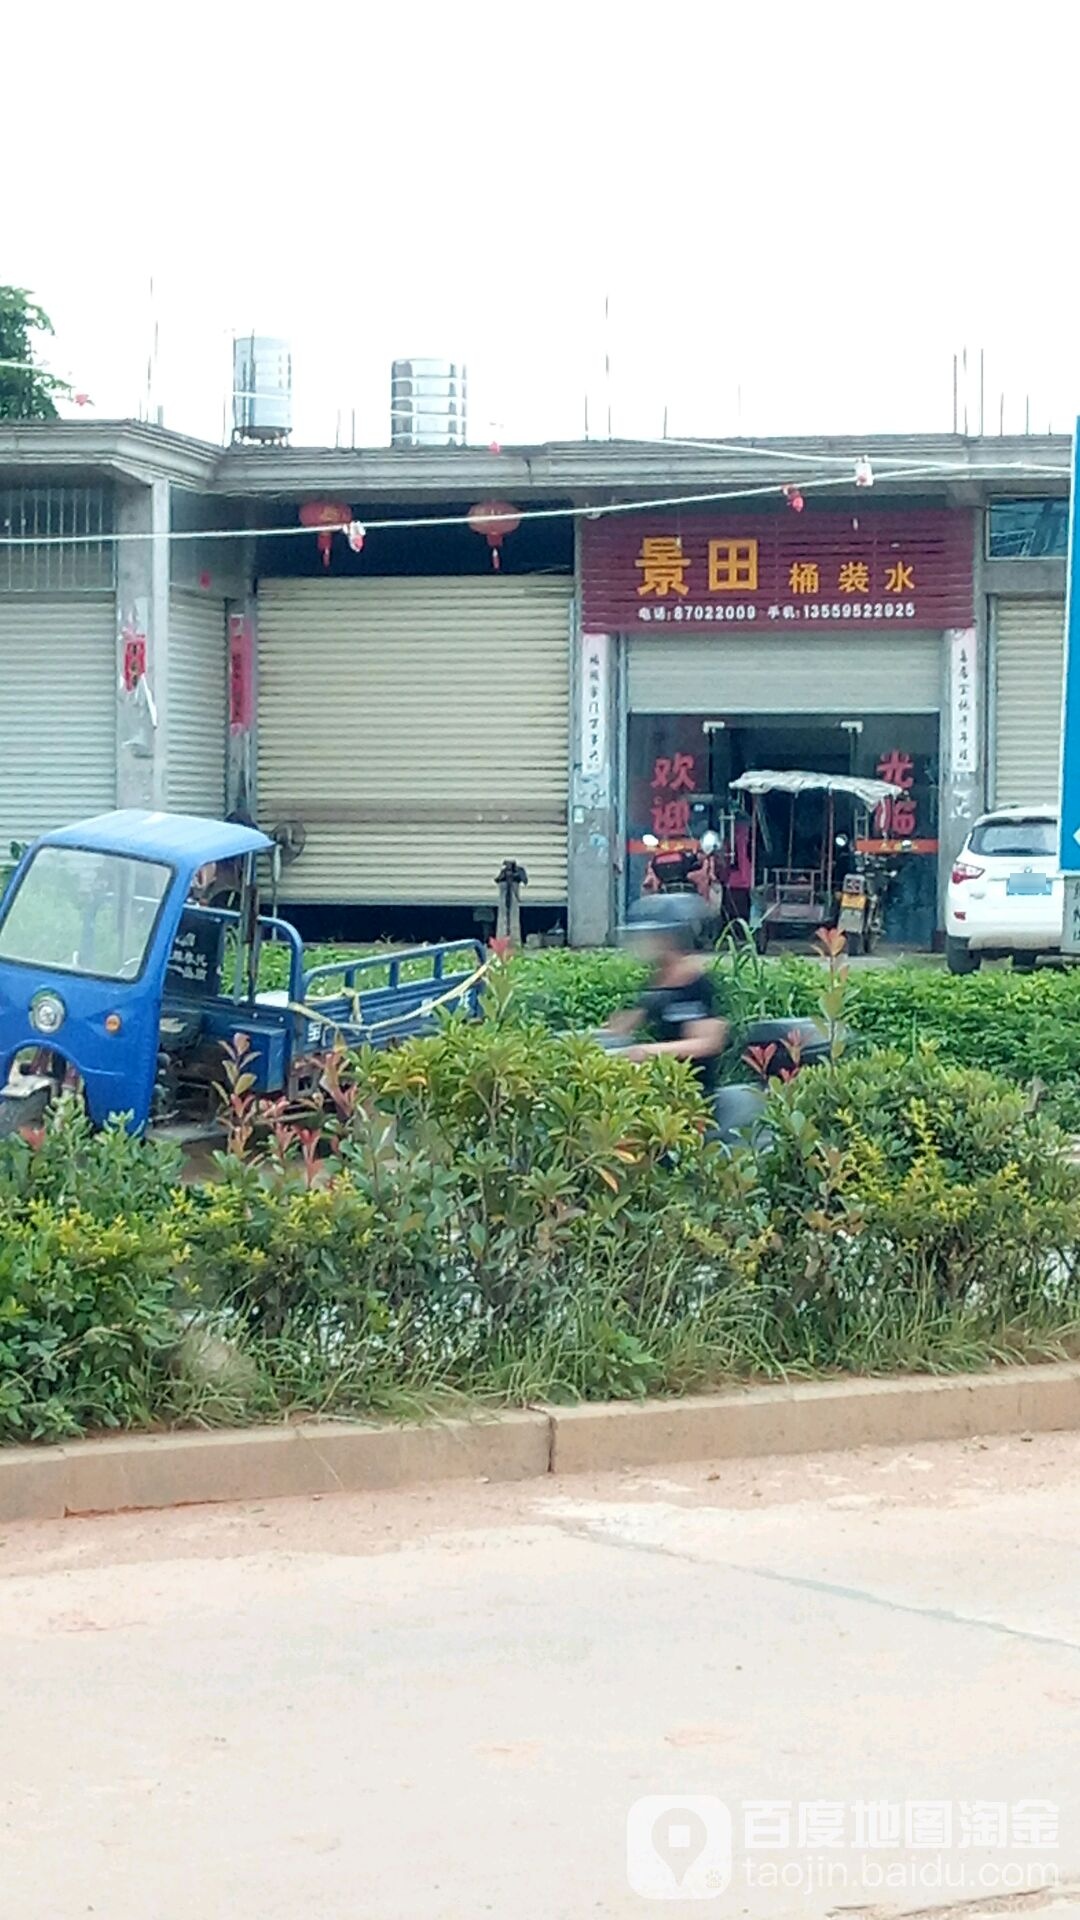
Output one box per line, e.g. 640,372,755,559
166,592,227,816
628,630,942,713
993,598,1065,806
257,576,571,903
0,599,115,844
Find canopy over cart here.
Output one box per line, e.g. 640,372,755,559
729,769,904,949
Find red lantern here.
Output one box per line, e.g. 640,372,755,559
468,498,521,571
782,485,805,513
299,500,352,568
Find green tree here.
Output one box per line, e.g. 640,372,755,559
0,287,70,420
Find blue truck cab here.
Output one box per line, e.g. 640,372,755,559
0,810,485,1135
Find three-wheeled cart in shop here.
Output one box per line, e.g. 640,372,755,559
730,769,905,954
0,810,486,1136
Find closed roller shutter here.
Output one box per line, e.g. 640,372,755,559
0,599,115,843
629,630,942,712
257,576,571,903
166,592,227,815
993,598,1065,806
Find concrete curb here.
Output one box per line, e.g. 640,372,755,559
549,1363,1080,1473
3,1363,1080,1523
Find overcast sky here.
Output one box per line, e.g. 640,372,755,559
6,1,1077,448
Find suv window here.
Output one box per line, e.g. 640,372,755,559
969,819,1057,858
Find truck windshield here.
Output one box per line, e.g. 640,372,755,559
0,847,172,982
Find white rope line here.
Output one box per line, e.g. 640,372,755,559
0,457,1066,548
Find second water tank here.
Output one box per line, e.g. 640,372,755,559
390,358,467,447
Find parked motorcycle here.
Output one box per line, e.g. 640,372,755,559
835,842,900,956
640,829,721,898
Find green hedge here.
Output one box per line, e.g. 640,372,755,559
506,948,1080,1126
2,1009,1078,1441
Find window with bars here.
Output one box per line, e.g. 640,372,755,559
0,485,115,591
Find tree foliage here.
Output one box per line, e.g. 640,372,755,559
0,286,69,420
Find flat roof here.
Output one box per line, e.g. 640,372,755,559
0,422,1069,504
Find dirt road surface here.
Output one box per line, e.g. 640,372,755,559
2,1430,1079,1919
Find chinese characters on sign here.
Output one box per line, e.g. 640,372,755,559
875,750,917,837
636,535,918,623
636,538,689,598
229,613,254,732
580,633,609,787
166,920,225,993
583,510,975,633
948,627,978,777
650,750,697,838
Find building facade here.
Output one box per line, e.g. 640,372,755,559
0,425,1069,944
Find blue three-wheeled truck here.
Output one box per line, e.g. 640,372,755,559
0,811,486,1136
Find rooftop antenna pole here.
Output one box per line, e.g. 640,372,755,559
144,275,153,423
979,347,985,436
952,352,958,432
604,292,612,440
148,274,161,425
1025,393,1031,434
962,346,969,436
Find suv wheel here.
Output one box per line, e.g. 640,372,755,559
946,935,981,975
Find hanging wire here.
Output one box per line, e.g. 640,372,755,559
0,454,1067,549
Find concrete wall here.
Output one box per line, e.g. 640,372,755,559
568,523,617,946
114,478,169,808
168,486,249,601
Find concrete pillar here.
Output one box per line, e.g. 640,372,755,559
935,512,985,926
227,574,257,821
568,615,618,947
114,477,170,809
230,514,260,823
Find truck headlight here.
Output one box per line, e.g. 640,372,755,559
30,992,65,1035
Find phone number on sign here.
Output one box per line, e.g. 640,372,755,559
638,604,757,623
793,600,918,621
636,600,918,624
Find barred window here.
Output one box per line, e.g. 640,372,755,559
0,485,114,591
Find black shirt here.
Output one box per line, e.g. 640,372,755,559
637,967,723,1093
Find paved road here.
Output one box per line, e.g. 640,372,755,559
3,1432,1080,1918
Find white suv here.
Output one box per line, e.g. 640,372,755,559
946,807,1063,974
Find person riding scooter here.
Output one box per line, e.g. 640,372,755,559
606,895,728,1093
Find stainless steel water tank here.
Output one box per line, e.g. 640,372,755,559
233,335,292,442
390,358,467,447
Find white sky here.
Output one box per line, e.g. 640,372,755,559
5,0,1078,448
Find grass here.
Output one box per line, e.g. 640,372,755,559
164,1286,1080,1434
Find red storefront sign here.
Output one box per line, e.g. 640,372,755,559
581,508,974,633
